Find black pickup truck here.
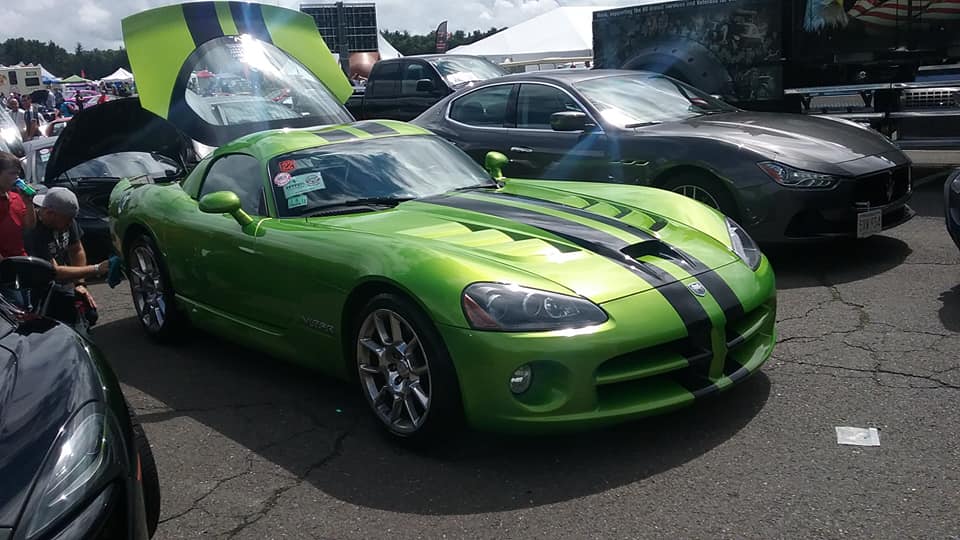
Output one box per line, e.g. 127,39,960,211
346,55,506,121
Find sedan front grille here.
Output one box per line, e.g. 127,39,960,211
853,166,911,207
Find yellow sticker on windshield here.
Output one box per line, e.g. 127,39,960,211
283,172,325,199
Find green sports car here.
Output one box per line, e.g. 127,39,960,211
50,2,776,440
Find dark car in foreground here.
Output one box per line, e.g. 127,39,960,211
0,257,160,539
346,55,507,121
947,169,960,251
414,70,915,243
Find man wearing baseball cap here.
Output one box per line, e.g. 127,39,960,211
24,187,111,324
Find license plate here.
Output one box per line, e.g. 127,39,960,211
856,209,882,238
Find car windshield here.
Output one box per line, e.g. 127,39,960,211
184,35,352,127
574,74,737,128
427,57,507,87
43,152,180,183
268,135,495,217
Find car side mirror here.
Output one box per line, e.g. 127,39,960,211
550,111,592,132
416,78,435,93
199,191,254,227
484,151,509,180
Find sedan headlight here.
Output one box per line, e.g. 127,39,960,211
462,283,608,331
24,401,116,539
726,217,762,270
758,161,839,188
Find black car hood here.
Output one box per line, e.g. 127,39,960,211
0,318,102,527
641,111,899,168
45,97,192,182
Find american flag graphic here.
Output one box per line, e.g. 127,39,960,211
847,0,960,26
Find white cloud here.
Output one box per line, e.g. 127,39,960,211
12,0,642,50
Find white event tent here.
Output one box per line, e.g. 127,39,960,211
446,6,611,64
101,68,135,83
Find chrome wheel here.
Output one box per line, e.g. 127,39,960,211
672,184,721,210
357,309,431,434
128,245,167,333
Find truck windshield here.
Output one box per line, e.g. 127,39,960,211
267,135,495,217
575,74,737,128
427,57,507,87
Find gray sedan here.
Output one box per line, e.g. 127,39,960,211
413,70,914,243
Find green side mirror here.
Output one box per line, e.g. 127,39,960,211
484,151,509,181
199,191,254,227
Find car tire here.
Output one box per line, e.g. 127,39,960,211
353,293,463,444
661,172,740,220
127,403,161,538
125,234,184,342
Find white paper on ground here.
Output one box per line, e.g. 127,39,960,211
835,426,881,446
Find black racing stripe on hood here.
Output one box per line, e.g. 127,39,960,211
421,195,711,331
475,191,745,322
230,2,272,43
351,122,400,136
315,129,357,143
183,3,224,47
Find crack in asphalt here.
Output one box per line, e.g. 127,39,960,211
778,357,960,390
223,421,357,539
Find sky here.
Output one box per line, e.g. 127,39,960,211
9,0,641,50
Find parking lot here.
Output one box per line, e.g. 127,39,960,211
88,179,959,539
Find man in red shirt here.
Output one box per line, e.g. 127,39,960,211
0,151,36,259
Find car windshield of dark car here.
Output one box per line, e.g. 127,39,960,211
268,136,495,217
184,35,352,127
47,152,180,183
574,74,737,128
427,57,507,87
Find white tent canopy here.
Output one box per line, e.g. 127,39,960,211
446,6,611,64
101,67,134,83
378,32,402,60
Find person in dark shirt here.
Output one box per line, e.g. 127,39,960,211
24,187,110,322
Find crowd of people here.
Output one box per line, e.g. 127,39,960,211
0,85,114,142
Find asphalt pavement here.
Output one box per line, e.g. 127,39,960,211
88,179,960,539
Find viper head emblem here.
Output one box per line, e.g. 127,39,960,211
687,281,707,297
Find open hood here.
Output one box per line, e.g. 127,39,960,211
45,98,191,182
121,1,354,147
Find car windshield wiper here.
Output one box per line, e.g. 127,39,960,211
624,121,661,128
450,183,499,192
301,196,415,216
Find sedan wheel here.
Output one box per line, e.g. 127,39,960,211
671,184,721,210
357,309,432,434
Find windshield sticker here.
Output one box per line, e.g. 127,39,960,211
273,172,292,187
279,159,297,173
283,172,326,199
287,194,308,208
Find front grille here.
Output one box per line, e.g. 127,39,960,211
902,88,960,110
594,300,774,408
853,166,911,207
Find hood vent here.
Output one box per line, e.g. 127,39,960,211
621,240,694,268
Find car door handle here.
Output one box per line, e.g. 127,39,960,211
510,146,533,154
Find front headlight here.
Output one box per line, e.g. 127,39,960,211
24,401,115,539
462,283,608,331
726,217,762,270
758,161,839,188
951,171,960,196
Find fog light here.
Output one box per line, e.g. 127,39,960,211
509,365,533,394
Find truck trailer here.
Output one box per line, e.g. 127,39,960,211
593,0,960,166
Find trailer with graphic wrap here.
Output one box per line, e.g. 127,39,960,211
593,0,960,166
